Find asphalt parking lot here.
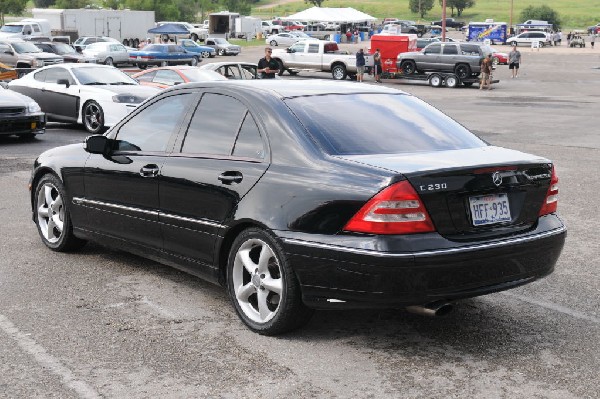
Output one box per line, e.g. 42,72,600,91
0,42,599,398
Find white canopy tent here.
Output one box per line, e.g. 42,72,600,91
280,7,376,23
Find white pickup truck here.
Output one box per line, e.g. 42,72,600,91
271,40,358,80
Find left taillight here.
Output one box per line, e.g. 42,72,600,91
539,165,559,216
343,181,435,235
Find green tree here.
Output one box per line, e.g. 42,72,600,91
33,0,56,7
223,0,251,15
55,0,88,8
520,5,561,30
102,0,121,9
409,0,434,19
439,0,475,17
0,0,28,25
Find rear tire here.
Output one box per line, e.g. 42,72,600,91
331,64,347,80
401,60,416,75
104,57,114,66
227,228,314,335
454,64,471,80
190,56,199,66
34,174,86,252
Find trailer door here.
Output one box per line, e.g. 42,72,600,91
107,17,121,41
95,18,105,36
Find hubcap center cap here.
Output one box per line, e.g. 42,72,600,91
251,273,261,288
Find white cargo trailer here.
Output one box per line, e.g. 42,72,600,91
234,16,261,39
32,8,156,47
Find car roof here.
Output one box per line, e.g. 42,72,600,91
166,79,407,99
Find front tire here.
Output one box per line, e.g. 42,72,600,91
218,49,226,56
104,57,114,66
201,51,210,58
227,228,313,335
190,56,199,66
34,174,86,252
82,101,105,134
270,40,277,46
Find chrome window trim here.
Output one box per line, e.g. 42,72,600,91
282,226,566,258
72,197,224,228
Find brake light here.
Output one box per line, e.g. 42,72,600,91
343,181,435,235
539,165,559,216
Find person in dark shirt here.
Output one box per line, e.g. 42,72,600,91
257,47,279,79
480,53,493,90
355,48,366,82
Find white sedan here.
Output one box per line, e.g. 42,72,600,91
8,64,160,134
265,32,303,47
82,42,131,66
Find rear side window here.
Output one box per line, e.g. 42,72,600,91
181,93,247,155
442,44,458,55
286,94,486,155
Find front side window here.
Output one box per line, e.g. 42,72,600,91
115,93,192,152
424,43,441,54
181,93,247,155
286,94,486,155
290,42,305,53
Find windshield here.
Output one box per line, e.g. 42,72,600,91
13,42,42,53
285,94,486,155
0,25,23,33
72,67,138,85
53,43,77,54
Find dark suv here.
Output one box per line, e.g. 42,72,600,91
397,42,489,79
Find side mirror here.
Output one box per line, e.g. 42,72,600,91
85,135,109,154
287,48,294,53
57,79,70,88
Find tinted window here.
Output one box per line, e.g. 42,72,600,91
442,44,458,55
115,93,192,152
424,43,441,54
285,94,486,155
181,93,247,155
232,114,264,159
308,43,319,53
240,64,257,79
461,44,481,56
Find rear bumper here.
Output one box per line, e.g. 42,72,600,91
279,214,566,309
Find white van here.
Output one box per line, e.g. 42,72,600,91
506,31,551,47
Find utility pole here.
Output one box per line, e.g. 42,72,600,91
509,0,514,35
442,0,447,42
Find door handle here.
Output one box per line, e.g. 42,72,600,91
140,164,159,177
218,171,243,185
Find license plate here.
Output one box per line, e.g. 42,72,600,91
469,193,511,226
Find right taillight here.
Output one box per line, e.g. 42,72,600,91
343,181,435,235
539,165,559,216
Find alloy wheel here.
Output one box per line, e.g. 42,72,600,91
232,238,283,324
36,182,64,244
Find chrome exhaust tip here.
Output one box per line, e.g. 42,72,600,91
406,301,453,317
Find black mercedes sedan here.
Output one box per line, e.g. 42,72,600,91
29,80,566,335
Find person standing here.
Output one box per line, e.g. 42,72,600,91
258,47,279,79
479,53,493,90
508,45,521,78
355,48,366,82
373,48,382,83
591,34,596,49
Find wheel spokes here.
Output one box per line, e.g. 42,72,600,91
261,276,282,295
257,244,273,274
237,248,257,274
236,282,255,302
257,289,273,321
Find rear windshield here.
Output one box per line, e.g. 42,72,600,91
285,93,486,155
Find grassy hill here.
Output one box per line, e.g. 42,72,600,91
253,0,600,30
